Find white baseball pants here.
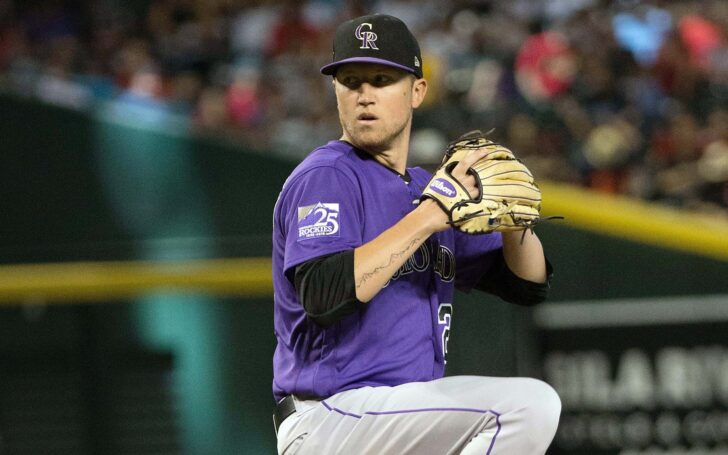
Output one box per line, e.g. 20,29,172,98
276,375,561,454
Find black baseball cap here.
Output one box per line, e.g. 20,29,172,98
321,14,423,78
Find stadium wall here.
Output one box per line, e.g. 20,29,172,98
2,95,727,454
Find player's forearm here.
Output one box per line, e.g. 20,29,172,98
354,200,446,302
501,230,547,283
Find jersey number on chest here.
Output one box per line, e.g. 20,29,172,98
438,303,453,363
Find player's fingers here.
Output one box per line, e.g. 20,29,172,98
450,149,489,180
449,164,479,199
460,148,492,168
460,178,479,199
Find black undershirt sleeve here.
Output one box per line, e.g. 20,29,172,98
474,251,554,306
294,250,361,328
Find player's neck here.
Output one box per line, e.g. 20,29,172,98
371,148,408,174
343,131,411,174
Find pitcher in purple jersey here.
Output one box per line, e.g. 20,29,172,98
272,13,561,455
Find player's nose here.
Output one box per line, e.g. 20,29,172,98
357,83,375,105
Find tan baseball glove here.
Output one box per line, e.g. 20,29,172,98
421,130,542,234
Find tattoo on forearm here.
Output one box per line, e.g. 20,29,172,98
357,238,421,289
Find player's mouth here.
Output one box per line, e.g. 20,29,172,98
357,113,378,124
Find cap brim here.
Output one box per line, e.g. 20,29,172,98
320,57,417,76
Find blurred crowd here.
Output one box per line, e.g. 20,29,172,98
1,0,727,212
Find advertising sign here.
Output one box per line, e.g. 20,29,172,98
534,295,728,455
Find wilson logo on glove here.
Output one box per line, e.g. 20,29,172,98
429,179,457,197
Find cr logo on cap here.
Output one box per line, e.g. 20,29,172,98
354,23,378,50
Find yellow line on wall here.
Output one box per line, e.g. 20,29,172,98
0,257,273,304
1,182,726,305
540,181,728,262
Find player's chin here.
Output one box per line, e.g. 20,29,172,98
354,136,389,154
349,122,376,136
348,129,386,151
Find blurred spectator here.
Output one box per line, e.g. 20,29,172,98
195,85,228,132
515,28,577,105
265,0,319,58
226,65,262,127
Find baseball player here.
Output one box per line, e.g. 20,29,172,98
272,14,560,455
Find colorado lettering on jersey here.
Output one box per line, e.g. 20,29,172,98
297,202,340,241
385,242,455,286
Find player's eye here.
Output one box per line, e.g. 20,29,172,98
372,74,394,86
338,76,361,89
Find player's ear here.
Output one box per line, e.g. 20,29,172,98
411,77,427,109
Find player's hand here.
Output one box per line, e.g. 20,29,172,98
419,148,492,233
449,148,491,199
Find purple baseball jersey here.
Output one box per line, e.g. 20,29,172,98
272,140,503,401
